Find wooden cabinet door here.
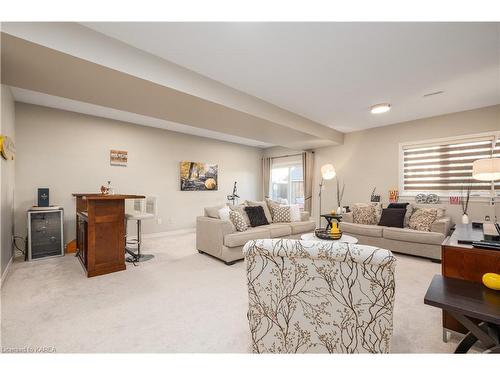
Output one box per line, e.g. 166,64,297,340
77,216,88,268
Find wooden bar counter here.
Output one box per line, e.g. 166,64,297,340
73,193,145,277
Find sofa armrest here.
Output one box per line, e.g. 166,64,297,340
342,212,354,223
196,216,236,256
431,216,451,236
300,211,310,221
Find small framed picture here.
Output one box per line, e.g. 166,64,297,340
110,150,128,166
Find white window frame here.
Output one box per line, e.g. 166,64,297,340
270,156,304,205
398,131,500,199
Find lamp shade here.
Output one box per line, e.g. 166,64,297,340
320,164,336,180
472,158,500,181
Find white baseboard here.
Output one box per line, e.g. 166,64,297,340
132,227,196,240
0,255,13,289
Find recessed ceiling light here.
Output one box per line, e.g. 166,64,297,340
370,103,391,114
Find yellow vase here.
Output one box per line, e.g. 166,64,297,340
482,273,500,291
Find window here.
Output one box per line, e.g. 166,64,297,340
400,132,500,194
270,155,304,208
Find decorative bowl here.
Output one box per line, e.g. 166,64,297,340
314,228,343,241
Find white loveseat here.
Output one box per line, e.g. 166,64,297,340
243,238,396,353
196,206,316,265
340,206,451,261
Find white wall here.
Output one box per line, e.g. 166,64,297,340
14,103,263,242
1,85,16,279
313,105,500,225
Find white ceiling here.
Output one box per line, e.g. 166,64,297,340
83,22,500,132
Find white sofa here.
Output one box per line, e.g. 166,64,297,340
340,208,452,261
196,206,316,265
244,238,396,353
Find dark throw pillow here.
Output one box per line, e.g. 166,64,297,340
388,202,409,209
244,206,269,227
378,208,406,228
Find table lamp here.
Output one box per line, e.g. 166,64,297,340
319,164,336,227
472,157,500,219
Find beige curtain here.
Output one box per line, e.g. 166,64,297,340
262,157,272,199
302,151,314,213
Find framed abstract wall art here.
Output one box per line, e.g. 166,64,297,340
180,161,218,191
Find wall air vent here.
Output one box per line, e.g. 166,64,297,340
423,90,444,98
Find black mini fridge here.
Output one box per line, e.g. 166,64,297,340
27,208,64,260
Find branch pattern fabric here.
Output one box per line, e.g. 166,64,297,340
243,239,396,353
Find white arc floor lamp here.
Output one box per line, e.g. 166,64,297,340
472,157,500,221
318,164,336,228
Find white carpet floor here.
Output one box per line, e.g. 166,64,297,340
1,232,466,353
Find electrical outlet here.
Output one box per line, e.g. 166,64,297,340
157,217,162,225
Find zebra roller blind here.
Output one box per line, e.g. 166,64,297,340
403,135,500,191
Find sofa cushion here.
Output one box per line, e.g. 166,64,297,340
217,206,231,221
340,222,383,238
246,200,273,223
224,227,271,248
273,206,291,223
378,208,406,228
352,204,378,225
229,210,249,232
244,205,270,227
383,227,445,245
229,203,251,226
388,203,409,209
204,204,226,218
265,198,281,218
408,208,438,232
413,204,446,219
266,223,292,238
289,220,316,234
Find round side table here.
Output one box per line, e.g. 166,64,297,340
300,232,358,244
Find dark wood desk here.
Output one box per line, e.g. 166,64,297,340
424,275,500,353
73,193,145,277
441,224,500,338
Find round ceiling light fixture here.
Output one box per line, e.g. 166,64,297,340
370,103,391,114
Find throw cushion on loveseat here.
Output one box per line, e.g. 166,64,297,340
244,206,270,227
388,202,411,227
352,204,377,225
378,208,406,228
408,208,438,232
388,202,409,209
